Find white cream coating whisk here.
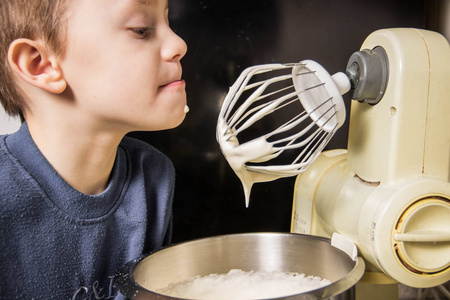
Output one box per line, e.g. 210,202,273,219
216,60,350,180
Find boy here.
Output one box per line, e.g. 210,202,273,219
0,0,188,298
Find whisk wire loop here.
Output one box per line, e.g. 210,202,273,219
228,88,304,138
226,73,294,130
221,64,294,122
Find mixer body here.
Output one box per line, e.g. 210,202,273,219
291,28,450,288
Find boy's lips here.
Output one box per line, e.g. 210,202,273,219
159,79,185,89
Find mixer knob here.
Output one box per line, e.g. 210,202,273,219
345,47,389,105
393,197,450,274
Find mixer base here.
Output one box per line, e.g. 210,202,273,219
356,283,398,300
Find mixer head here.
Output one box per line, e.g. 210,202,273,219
217,61,350,205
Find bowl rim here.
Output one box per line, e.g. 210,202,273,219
114,232,365,300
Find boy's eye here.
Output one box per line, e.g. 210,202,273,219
130,27,154,39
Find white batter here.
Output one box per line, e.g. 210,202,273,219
217,118,284,207
157,269,331,300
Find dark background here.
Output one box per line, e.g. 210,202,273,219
129,0,427,244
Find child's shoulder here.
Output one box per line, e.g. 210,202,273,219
120,135,156,150
119,135,174,170
0,134,14,164
0,134,26,186
120,135,165,156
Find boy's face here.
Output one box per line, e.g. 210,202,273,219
59,0,188,132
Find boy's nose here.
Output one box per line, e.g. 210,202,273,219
162,29,187,62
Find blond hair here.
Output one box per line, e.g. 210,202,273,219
0,0,68,118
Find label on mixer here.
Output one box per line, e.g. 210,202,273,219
292,197,312,234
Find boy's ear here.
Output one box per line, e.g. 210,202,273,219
8,38,67,94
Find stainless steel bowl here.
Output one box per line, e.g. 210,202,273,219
115,233,365,299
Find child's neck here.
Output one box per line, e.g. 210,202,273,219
26,118,122,195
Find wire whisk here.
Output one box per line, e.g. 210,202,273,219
216,60,350,206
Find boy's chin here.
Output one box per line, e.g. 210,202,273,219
167,112,187,129
152,110,187,131
134,101,188,131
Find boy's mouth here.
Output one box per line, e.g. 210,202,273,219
159,79,185,89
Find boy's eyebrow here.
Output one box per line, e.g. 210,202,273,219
125,0,169,12
133,0,159,6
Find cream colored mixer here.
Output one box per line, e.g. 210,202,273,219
217,28,450,292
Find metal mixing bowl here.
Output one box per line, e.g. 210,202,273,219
115,233,365,300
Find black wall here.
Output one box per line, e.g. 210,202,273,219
128,0,426,244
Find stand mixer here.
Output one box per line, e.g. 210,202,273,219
217,28,450,295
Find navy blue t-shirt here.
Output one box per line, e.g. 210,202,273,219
0,123,174,299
